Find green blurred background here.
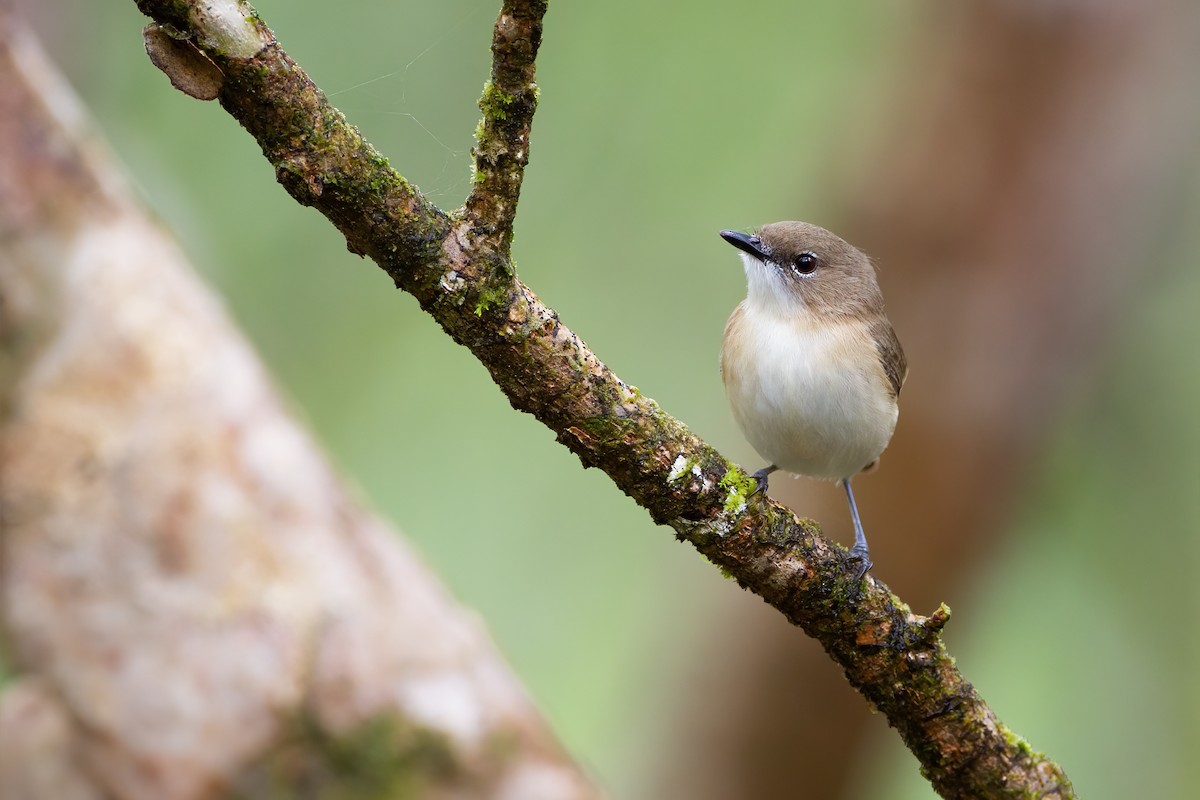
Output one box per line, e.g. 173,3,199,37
17,0,1199,797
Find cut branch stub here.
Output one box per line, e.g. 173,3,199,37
143,23,223,100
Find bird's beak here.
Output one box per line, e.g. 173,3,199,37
719,230,768,261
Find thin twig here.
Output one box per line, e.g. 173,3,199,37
465,0,547,252
131,1,1075,797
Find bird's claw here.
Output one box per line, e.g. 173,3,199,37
848,546,873,584
749,468,772,497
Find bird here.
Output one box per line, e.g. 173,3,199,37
719,221,906,580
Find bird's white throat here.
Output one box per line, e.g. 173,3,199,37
740,253,807,318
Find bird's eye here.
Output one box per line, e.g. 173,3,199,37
794,252,819,275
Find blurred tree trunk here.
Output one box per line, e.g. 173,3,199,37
659,0,1200,798
0,14,597,800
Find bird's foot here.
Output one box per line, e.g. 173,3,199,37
848,544,873,584
749,467,774,497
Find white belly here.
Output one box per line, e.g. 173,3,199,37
721,306,898,480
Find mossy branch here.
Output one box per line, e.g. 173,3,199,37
465,0,546,253
132,1,1075,797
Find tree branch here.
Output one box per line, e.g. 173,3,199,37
131,1,1074,797
465,0,546,251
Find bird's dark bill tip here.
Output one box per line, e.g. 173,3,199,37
719,229,767,260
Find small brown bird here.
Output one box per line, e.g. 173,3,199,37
719,222,907,578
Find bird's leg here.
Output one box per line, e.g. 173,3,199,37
750,464,778,496
841,478,874,581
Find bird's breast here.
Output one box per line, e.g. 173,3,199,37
721,304,899,480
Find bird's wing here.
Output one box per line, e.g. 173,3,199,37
871,318,908,398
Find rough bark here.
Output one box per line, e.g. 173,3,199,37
0,12,598,800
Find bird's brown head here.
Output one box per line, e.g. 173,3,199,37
720,221,883,319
